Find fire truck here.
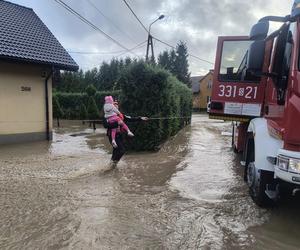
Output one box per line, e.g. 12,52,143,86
209,1,300,206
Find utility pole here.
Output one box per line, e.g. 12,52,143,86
145,15,164,62
146,34,155,62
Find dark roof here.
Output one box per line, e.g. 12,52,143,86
191,76,203,93
0,0,78,71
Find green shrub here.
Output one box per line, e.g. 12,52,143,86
53,95,64,119
87,97,99,120
53,90,120,119
85,84,97,97
79,102,88,120
118,61,192,151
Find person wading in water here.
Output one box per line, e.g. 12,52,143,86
103,96,148,167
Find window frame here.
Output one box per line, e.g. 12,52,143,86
218,40,261,84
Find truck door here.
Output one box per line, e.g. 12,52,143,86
209,36,265,121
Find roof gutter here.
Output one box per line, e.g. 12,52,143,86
45,68,53,141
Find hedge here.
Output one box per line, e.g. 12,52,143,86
118,61,192,151
54,90,120,119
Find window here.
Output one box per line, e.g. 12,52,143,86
207,80,212,89
272,23,293,96
219,40,259,82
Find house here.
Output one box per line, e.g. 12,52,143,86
199,70,214,110
191,76,203,111
191,70,214,111
0,0,78,144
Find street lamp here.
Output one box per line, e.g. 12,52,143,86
146,15,165,62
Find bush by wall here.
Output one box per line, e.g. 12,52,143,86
54,90,120,119
118,61,192,151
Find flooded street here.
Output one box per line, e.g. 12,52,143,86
1,114,300,249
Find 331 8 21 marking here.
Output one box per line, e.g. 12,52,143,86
218,85,258,99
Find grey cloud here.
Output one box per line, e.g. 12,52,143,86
9,0,292,74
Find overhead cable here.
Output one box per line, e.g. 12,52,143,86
86,0,136,43
122,0,148,33
116,40,147,57
54,0,137,56
68,50,126,55
68,40,147,56
152,36,214,65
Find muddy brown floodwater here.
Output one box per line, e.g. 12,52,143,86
1,114,300,249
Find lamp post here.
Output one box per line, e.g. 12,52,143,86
146,15,164,62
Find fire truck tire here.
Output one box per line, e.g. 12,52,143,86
244,137,254,182
247,163,273,207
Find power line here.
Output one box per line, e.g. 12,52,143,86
152,36,215,65
122,0,148,33
86,0,136,44
68,50,126,55
152,37,175,49
67,40,147,56
116,40,147,57
54,0,138,56
188,54,214,65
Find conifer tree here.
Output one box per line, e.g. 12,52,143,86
169,50,177,75
174,41,191,87
158,51,170,69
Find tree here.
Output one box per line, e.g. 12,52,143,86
158,51,170,69
53,57,138,94
157,42,191,87
84,67,99,89
174,41,191,87
53,95,64,127
124,57,132,66
169,50,177,74
54,70,86,93
85,84,97,97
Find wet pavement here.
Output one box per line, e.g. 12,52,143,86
1,114,300,249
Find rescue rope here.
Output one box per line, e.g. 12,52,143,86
145,116,191,120
0,117,191,123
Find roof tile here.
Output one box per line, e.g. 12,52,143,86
0,0,78,71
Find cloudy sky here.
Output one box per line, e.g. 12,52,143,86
10,0,292,75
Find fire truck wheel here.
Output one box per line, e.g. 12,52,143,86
247,163,273,207
244,137,254,182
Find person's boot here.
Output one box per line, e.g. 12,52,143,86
109,160,118,169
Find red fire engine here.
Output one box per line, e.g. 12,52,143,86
209,1,300,206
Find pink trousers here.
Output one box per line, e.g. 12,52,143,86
107,115,129,140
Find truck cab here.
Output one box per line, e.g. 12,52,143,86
209,1,300,206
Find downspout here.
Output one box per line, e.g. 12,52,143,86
45,68,53,141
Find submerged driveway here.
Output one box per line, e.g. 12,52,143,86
0,114,300,249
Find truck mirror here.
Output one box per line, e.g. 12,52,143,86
246,40,265,73
249,22,269,40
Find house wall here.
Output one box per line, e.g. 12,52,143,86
199,72,213,110
0,61,52,144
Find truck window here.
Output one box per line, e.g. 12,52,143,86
272,23,293,95
219,40,259,82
